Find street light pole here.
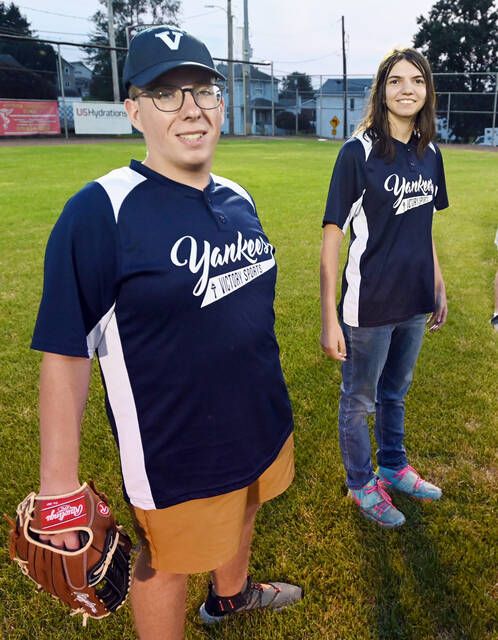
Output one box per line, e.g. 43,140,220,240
243,0,251,135
107,0,120,102
342,15,348,139
206,3,235,135
227,0,235,135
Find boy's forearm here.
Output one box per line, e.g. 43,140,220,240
39,352,92,495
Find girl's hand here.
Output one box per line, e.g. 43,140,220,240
428,282,447,331
321,322,347,361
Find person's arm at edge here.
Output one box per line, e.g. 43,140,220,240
38,352,92,548
428,239,448,331
320,223,347,360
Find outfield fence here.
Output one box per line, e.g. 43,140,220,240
0,32,497,144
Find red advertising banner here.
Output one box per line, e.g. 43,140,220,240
0,100,60,136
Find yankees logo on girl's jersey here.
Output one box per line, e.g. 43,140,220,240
323,133,449,327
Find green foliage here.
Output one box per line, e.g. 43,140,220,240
0,139,497,639
414,0,498,73
279,71,314,99
87,0,181,101
0,2,58,98
414,0,498,140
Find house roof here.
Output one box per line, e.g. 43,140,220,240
69,61,91,72
216,63,273,82
251,97,273,107
319,78,372,95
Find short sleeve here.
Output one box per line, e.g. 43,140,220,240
323,139,367,231
31,182,119,358
434,146,449,211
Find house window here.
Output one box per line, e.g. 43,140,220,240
350,98,355,110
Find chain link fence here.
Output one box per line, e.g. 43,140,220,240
1,33,496,144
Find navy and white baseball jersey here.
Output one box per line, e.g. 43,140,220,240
323,133,449,327
32,160,293,510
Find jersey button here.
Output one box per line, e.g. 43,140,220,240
218,215,227,223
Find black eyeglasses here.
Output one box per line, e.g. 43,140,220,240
134,84,223,112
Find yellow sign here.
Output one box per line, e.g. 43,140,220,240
330,116,340,128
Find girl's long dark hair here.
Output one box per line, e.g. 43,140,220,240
356,48,436,160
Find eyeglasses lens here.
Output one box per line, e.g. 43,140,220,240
151,85,222,112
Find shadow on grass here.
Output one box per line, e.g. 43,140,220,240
352,495,480,640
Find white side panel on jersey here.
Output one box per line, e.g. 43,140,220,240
98,314,155,509
341,189,365,234
355,133,373,161
211,174,255,211
94,165,154,508
86,303,116,358
343,206,369,327
96,167,147,221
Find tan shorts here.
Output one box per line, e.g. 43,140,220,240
131,433,294,574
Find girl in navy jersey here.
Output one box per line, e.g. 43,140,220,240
320,48,448,527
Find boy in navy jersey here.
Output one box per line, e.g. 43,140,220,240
32,26,301,638
320,48,448,528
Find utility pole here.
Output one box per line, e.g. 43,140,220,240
227,0,235,135
243,0,251,135
107,0,120,102
342,15,348,139
295,84,299,135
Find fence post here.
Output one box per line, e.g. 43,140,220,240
492,72,498,145
445,92,451,144
271,61,275,137
56,44,69,140
295,87,298,135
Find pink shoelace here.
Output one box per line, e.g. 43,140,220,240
364,478,394,515
393,465,424,491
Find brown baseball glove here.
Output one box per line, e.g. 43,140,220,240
6,481,132,626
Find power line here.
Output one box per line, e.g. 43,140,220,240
18,5,91,21
37,30,91,37
274,51,341,64
182,10,220,21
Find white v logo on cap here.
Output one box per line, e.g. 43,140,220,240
155,29,183,51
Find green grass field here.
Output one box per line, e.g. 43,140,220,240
0,138,496,640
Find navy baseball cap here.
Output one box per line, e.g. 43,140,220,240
123,25,225,88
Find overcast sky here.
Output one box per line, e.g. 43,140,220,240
18,0,437,77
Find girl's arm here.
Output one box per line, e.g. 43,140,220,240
428,239,447,331
320,224,347,360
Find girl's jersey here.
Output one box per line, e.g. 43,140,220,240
32,160,293,510
323,133,449,327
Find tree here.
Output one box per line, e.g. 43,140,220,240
413,0,498,141
279,71,314,100
277,71,315,133
0,2,58,98
87,0,181,101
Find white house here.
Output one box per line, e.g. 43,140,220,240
70,61,93,98
315,78,372,139
216,63,278,135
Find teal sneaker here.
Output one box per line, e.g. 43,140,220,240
348,476,405,528
377,464,442,501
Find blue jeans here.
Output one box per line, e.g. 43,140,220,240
339,314,426,489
